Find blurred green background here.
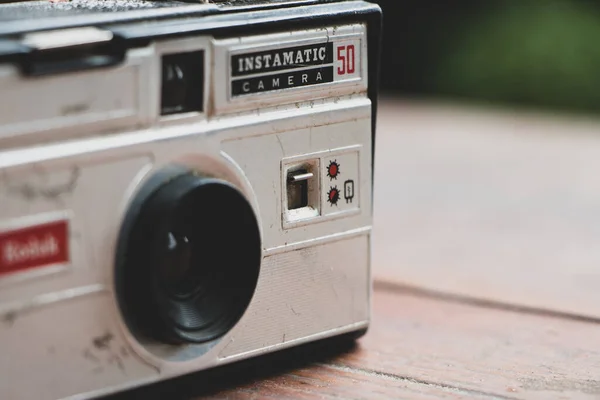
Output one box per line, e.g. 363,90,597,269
375,0,600,114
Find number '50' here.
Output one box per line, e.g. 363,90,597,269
337,45,355,75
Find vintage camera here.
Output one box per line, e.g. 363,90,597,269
0,1,381,399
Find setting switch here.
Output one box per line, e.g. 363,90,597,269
287,169,313,210
282,159,320,225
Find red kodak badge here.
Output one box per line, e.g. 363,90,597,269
0,218,70,278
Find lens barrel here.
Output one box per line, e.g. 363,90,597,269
116,172,261,344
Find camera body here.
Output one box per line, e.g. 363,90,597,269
0,1,381,399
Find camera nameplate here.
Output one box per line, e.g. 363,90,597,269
212,24,368,114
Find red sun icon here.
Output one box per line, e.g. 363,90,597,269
327,160,340,180
327,186,340,206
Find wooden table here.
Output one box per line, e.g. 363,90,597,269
113,99,600,399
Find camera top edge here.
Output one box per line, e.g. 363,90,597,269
0,0,378,34
0,0,381,68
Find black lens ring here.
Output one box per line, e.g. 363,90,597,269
115,170,262,345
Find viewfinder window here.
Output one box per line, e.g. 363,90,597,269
160,51,204,116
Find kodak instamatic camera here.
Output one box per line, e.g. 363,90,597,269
0,1,381,398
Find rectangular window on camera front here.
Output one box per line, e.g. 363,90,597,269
283,159,320,225
160,51,204,116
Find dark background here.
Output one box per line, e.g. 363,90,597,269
373,0,600,115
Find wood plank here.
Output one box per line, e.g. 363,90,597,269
109,336,475,399
109,318,475,399
112,288,600,399
200,363,481,400
372,98,600,319
350,287,600,400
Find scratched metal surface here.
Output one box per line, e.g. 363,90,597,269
0,0,193,21
0,0,311,22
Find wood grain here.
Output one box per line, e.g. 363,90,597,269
372,98,600,319
355,287,600,399
200,363,475,400
117,288,600,399
206,288,600,400
109,316,465,400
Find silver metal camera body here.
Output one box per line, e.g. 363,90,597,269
0,1,381,399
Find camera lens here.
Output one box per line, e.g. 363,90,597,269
116,172,261,344
160,231,197,297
